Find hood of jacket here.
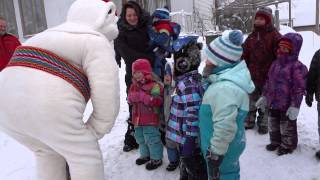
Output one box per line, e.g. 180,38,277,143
207,61,255,94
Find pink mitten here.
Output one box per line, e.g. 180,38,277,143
142,93,153,105
128,92,140,103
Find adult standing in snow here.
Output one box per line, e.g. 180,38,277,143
0,16,21,71
242,7,281,134
115,1,154,152
0,0,119,180
200,30,255,180
305,49,320,159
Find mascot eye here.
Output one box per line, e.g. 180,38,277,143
108,9,112,15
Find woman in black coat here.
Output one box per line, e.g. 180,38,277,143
114,1,154,152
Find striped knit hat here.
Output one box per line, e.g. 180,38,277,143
152,7,170,21
205,30,244,67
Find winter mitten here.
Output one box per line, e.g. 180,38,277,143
305,94,313,107
128,92,141,103
255,96,267,112
206,149,224,180
286,107,300,120
141,92,153,105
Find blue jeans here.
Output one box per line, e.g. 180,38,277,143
134,126,163,160
167,147,179,163
317,102,320,143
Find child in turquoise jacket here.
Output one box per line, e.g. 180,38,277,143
200,30,255,180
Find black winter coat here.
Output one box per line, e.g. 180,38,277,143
306,49,320,101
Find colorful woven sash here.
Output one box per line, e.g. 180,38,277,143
7,46,90,101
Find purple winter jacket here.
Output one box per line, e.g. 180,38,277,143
263,33,308,111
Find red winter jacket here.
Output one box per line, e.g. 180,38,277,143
242,26,281,88
0,34,21,71
128,80,163,126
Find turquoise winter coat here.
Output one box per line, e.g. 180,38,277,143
199,61,255,179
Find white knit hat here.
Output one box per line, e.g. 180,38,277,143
205,30,244,67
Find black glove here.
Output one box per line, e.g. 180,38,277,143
305,94,313,107
206,149,224,180
180,150,208,180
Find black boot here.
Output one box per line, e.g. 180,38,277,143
315,150,320,160
146,159,162,170
277,146,293,156
166,161,179,171
258,127,268,134
123,122,138,152
136,157,150,165
266,144,279,151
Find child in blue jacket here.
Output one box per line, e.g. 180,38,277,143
200,30,255,180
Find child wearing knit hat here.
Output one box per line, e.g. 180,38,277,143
149,7,181,80
200,30,255,180
166,36,207,179
256,33,308,156
127,59,164,170
242,6,282,134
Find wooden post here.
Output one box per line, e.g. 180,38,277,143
316,0,319,34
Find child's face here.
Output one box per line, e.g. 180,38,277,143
277,46,291,56
133,72,146,84
254,16,266,26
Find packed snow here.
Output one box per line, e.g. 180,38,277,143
1,27,320,180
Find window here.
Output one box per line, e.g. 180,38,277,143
0,1,19,36
18,0,47,37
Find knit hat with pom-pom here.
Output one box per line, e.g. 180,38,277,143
205,30,243,67
152,7,170,21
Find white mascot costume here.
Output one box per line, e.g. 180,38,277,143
0,0,119,179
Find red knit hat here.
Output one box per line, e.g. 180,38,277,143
255,7,272,25
132,59,152,75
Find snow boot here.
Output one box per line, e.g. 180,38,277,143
277,146,293,156
315,150,320,160
123,123,139,152
146,159,162,170
166,161,179,171
136,157,150,165
258,126,268,134
266,144,279,151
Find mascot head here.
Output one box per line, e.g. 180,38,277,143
66,0,119,40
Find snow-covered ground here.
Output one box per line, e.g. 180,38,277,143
1,28,320,180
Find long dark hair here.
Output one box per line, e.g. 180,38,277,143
121,1,142,23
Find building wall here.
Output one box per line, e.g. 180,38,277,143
170,0,193,13
44,0,75,28
194,0,213,20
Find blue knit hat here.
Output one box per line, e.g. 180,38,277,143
205,30,244,67
152,8,170,21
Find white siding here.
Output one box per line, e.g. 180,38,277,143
170,0,193,13
44,0,122,28
194,0,213,20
